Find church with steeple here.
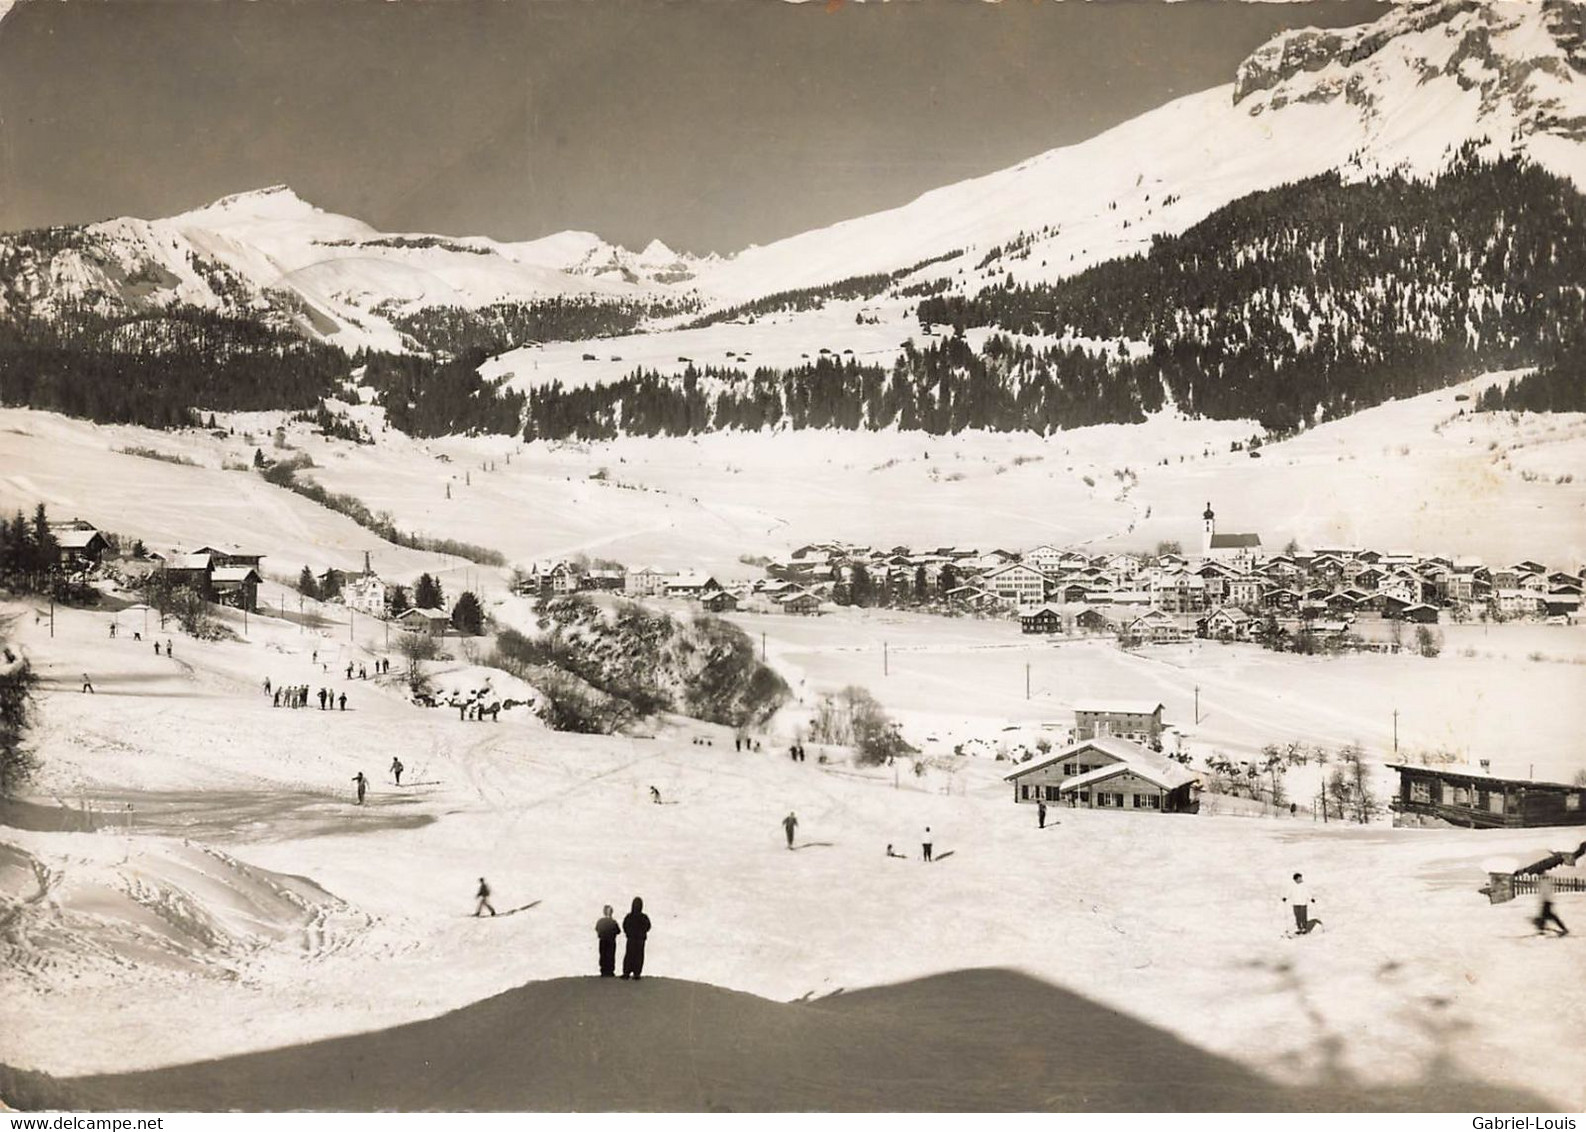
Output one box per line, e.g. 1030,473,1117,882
1200,502,1262,569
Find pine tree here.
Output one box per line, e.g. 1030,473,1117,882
450,591,484,635
298,566,318,600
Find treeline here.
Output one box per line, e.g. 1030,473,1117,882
359,349,526,438
522,334,1154,441
0,305,349,428
387,296,678,358
1476,351,1586,413
915,154,1586,431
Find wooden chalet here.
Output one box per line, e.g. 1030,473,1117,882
1388,763,1586,829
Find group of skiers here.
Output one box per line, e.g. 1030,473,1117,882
788,743,810,762
345,659,391,680
269,680,348,711
468,883,654,979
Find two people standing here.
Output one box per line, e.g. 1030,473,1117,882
595,898,652,978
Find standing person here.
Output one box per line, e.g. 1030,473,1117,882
273,689,281,708
264,676,272,695
621,897,651,979
1535,873,1570,936
1037,800,1047,829
166,639,173,658
109,622,116,638
154,641,162,657
922,826,934,863
318,687,328,710
352,771,368,805
475,877,496,917
650,785,662,804
390,757,404,786
338,691,347,711
346,662,354,680
81,673,95,694
1286,872,1318,934
782,811,799,849
595,904,621,977
360,664,367,680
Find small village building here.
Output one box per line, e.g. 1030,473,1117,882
1073,607,1114,634
1019,605,1063,634
396,606,450,636
1387,763,1586,829
1072,701,1164,746
210,565,262,612
343,573,390,617
585,568,627,592
775,590,822,616
1003,737,1197,813
1202,606,1252,640
666,571,722,599
1122,609,1184,645
50,523,110,569
701,589,739,614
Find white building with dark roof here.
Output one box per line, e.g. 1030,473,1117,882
1003,737,1198,813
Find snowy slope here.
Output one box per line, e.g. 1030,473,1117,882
691,0,1586,302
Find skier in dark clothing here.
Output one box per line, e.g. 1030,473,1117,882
596,904,621,976
81,673,94,694
621,897,651,979
352,771,368,805
346,663,354,680
475,877,496,917
1535,874,1570,936
783,811,798,849
318,687,328,710
338,691,347,711
1037,800,1047,829
390,757,404,786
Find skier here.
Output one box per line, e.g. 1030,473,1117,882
165,639,172,658
620,897,651,979
1535,873,1570,936
390,757,404,786
318,687,328,710
475,877,497,917
595,904,621,977
154,641,162,657
352,771,368,805
273,689,281,708
346,662,354,679
338,691,347,711
783,811,799,849
108,622,116,638
922,826,934,863
81,673,94,694
1037,800,1047,829
360,664,367,680
886,844,906,859
650,785,662,804
1286,872,1318,934
264,676,272,695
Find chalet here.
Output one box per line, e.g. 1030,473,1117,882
585,568,627,592
189,545,264,570
1122,609,1185,645
210,566,261,612
1514,560,1547,576
316,567,349,594
1492,589,1542,619
1023,544,1067,575
1264,587,1302,612
774,590,822,616
701,589,739,614
1003,737,1197,813
1394,603,1440,624
1057,582,1092,604
1019,605,1063,635
1202,606,1253,641
666,571,722,599
1072,701,1164,746
981,562,1048,607
1544,592,1581,619
162,552,215,596
1388,763,1586,829
50,523,110,568
1073,607,1115,634
625,566,672,597
396,606,450,636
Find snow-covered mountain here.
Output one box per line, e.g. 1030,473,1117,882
0,186,706,353
689,0,1586,302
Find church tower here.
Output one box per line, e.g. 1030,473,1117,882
1202,502,1215,557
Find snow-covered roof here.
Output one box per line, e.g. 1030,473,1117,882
211,566,261,584
1056,760,1195,793
667,571,718,588
399,606,448,620
53,528,104,550
164,553,213,571
1004,737,1195,791
1073,700,1164,717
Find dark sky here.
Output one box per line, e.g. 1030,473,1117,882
0,0,1381,254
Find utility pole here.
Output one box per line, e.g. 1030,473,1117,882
49,593,54,638
761,631,766,662
1194,685,1200,725
1025,663,1031,701
1392,709,1399,754
883,640,889,677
